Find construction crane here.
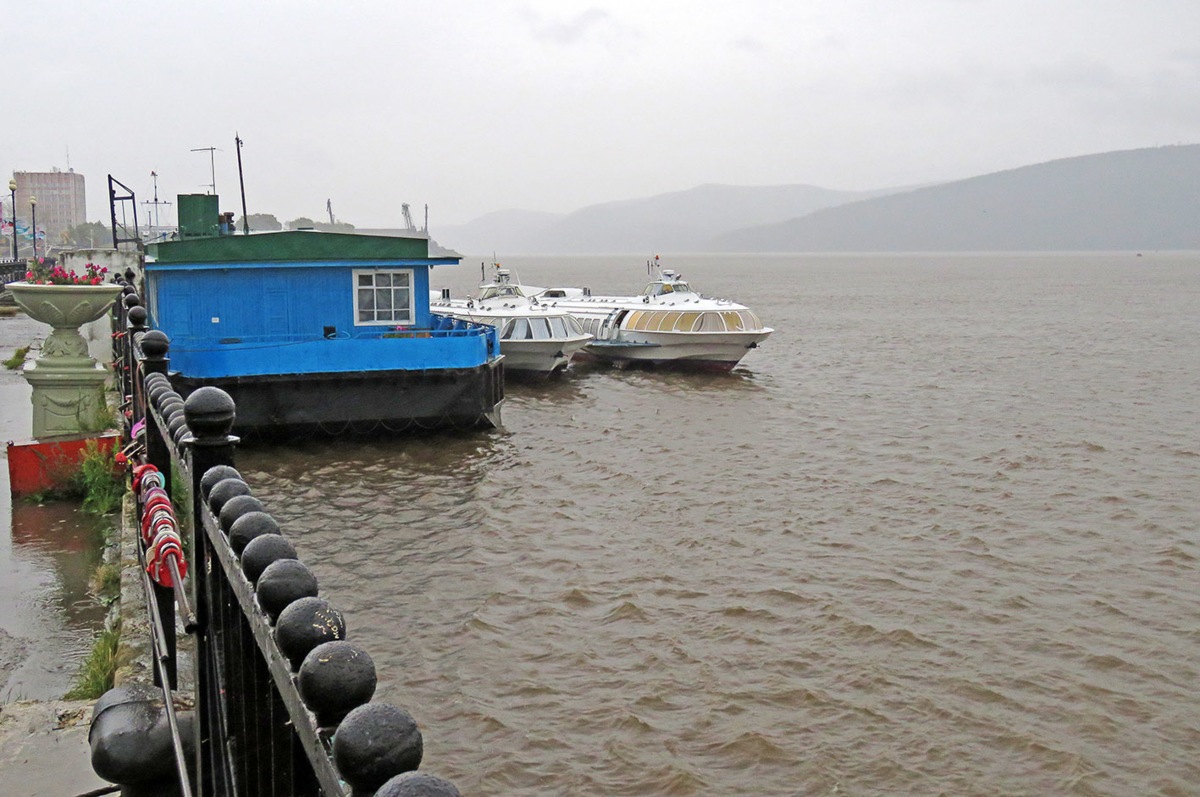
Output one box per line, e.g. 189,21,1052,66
401,203,416,232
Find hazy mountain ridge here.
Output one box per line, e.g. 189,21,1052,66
711,145,1200,252
437,183,901,254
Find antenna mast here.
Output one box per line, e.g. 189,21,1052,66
235,133,249,234
327,199,335,226
141,170,172,229
190,146,220,194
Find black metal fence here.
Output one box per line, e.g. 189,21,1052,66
104,276,461,796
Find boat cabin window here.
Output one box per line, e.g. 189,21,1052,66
355,269,414,325
641,281,691,296
529,318,552,339
542,289,567,298
548,317,568,338
505,318,531,340
480,285,525,300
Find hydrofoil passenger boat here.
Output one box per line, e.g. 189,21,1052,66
536,262,771,371
432,266,591,377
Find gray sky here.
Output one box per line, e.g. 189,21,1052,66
7,0,1198,227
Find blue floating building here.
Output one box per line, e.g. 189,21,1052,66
144,195,503,435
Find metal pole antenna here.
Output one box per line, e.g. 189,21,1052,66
191,147,220,194
235,134,249,234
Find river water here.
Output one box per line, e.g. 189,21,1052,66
234,253,1199,796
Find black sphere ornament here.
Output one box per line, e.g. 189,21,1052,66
275,598,346,670
241,534,297,584
298,641,377,727
123,293,141,309
183,386,236,439
332,703,424,794
200,466,241,502
256,559,318,622
375,773,461,797
127,305,148,327
218,495,266,534
139,330,170,359
207,478,251,515
228,511,280,556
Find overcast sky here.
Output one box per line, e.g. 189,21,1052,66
6,0,1198,228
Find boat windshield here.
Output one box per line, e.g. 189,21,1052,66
642,281,691,296
480,285,525,300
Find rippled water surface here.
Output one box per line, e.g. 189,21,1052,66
240,254,1200,796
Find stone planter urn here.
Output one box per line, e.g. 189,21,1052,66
7,281,124,438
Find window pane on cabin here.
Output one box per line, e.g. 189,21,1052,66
676,312,701,331
627,311,644,330
510,318,530,340
530,318,551,339
741,311,760,330
358,274,373,286
700,312,724,332
359,289,375,311
549,317,567,337
376,274,392,287
394,288,410,314
645,312,667,331
393,272,410,287
722,311,744,331
376,290,393,311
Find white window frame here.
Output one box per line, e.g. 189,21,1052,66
353,268,415,326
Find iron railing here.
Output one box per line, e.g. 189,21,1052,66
108,279,459,796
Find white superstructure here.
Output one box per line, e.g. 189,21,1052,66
432,268,591,377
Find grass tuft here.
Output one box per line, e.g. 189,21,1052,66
63,621,123,700
3,345,30,370
92,562,122,603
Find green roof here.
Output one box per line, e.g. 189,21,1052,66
148,230,452,264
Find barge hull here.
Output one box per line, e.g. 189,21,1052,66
171,360,504,436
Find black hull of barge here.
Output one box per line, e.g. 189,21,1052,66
170,361,504,438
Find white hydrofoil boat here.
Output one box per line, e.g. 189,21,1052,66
432,267,592,377
536,261,772,371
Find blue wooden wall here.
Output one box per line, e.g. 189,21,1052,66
146,261,434,341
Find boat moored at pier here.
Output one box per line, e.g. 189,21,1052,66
535,264,772,371
432,267,591,377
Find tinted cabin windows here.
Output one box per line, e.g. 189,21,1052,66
355,270,413,325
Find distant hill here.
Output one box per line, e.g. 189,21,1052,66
437,183,902,254
711,145,1200,252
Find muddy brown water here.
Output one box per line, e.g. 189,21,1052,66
235,253,1200,795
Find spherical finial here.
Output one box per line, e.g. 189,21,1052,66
127,306,148,328
218,495,265,534
298,641,377,727
184,386,236,439
200,466,241,502
375,773,461,797
332,703,424,794
256,559,318,622
207,478,250,515
228,511,279,556
241,534,297,584
275,598,346,670
139,330,170,359
123,293,142,309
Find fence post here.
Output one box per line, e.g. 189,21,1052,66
139,328,176,689
185,387,238,797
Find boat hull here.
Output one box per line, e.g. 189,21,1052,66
171,359,505,437
500,336,592,376
579,329,772,370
